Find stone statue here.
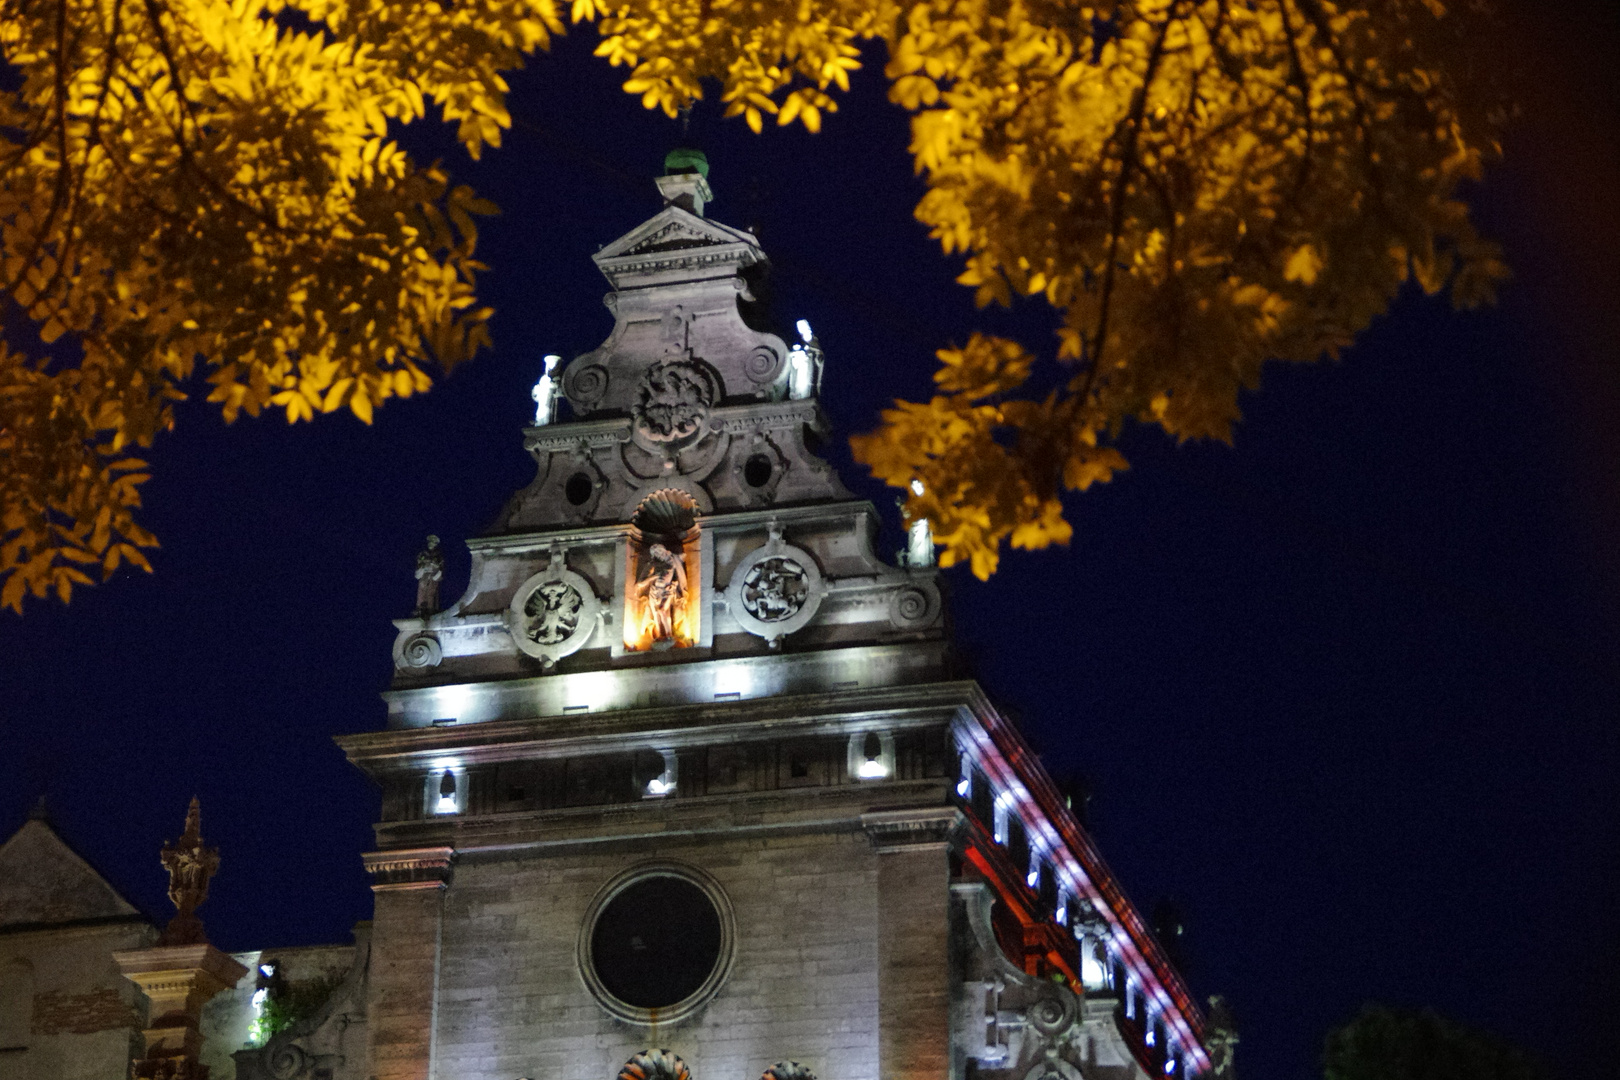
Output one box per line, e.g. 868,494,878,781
634,543,688,644
900,476,939,569
905,516,934,568
415,535,444,616
158,797,220,946
531,354,561,425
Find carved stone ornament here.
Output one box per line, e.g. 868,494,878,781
950,881,1135,1080
633,359,717,447
563,361,609,410
887,580,941,630
761,1065,817,1080
742,557,809,621
618,1050,691,1080
398,633,442,670
725,523,824,643
158,797,219,946
505,549,601,668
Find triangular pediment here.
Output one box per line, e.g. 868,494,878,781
0,819,146,928
593,205,759,264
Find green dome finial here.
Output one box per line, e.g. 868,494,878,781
664,147,709,178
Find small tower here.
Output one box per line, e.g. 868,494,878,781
334,156,1214,1080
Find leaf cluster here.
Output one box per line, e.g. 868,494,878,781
248,969,346,1045
2,0,1511,609
0,0,546,609
578,0,1510,577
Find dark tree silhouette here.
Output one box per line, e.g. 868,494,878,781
1324,1005,1548,1080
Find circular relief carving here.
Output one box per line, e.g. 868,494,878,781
522,581,584,645
743,343,782,384
399,633,442,670
565,363,609,409
580,863,735,1026
505,559,600,667
741,557,809,623
725,534,824,643
633,360,717,445
888,582,939,630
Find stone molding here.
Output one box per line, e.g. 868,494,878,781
860,807,964,852
362,847,454,892
113,942,248,1064
577,860,736,1027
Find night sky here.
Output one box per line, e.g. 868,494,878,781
3,7,1616,1079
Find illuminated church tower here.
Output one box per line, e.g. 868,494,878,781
252,155,1220,1080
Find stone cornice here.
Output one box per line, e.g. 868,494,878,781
384,784,954,859
861,807,965,852
347,677,979,771
467,496,875,556
362,846,454,892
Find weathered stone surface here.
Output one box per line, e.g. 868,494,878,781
0,819,144,928
0,817,155,1080
29,988,139,1035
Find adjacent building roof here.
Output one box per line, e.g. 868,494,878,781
0,816,150,932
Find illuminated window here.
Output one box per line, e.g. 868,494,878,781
426,765,465,816
847,731,894,781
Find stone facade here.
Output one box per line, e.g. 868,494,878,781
0,814,155,1080
0,157,1220,1080
0,811,367,1080
327,156,1215,1080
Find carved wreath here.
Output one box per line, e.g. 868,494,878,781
634,359,717,444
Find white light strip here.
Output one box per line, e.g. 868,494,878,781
953,728,1213,1074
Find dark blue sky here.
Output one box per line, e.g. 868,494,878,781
3,8,1616,1079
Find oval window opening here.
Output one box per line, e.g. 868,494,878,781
590,875,722,1009
564,472,594,506
743,453,773,488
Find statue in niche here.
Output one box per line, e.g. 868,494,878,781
415,534,444,615
158,797,219,946
524,580,584,645
633,360,715,443
635,542,688,644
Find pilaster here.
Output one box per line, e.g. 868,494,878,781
364,848,452,1080
113,944,248,1076
865,808,960,1080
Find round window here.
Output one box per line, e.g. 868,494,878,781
579,864,734,1023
